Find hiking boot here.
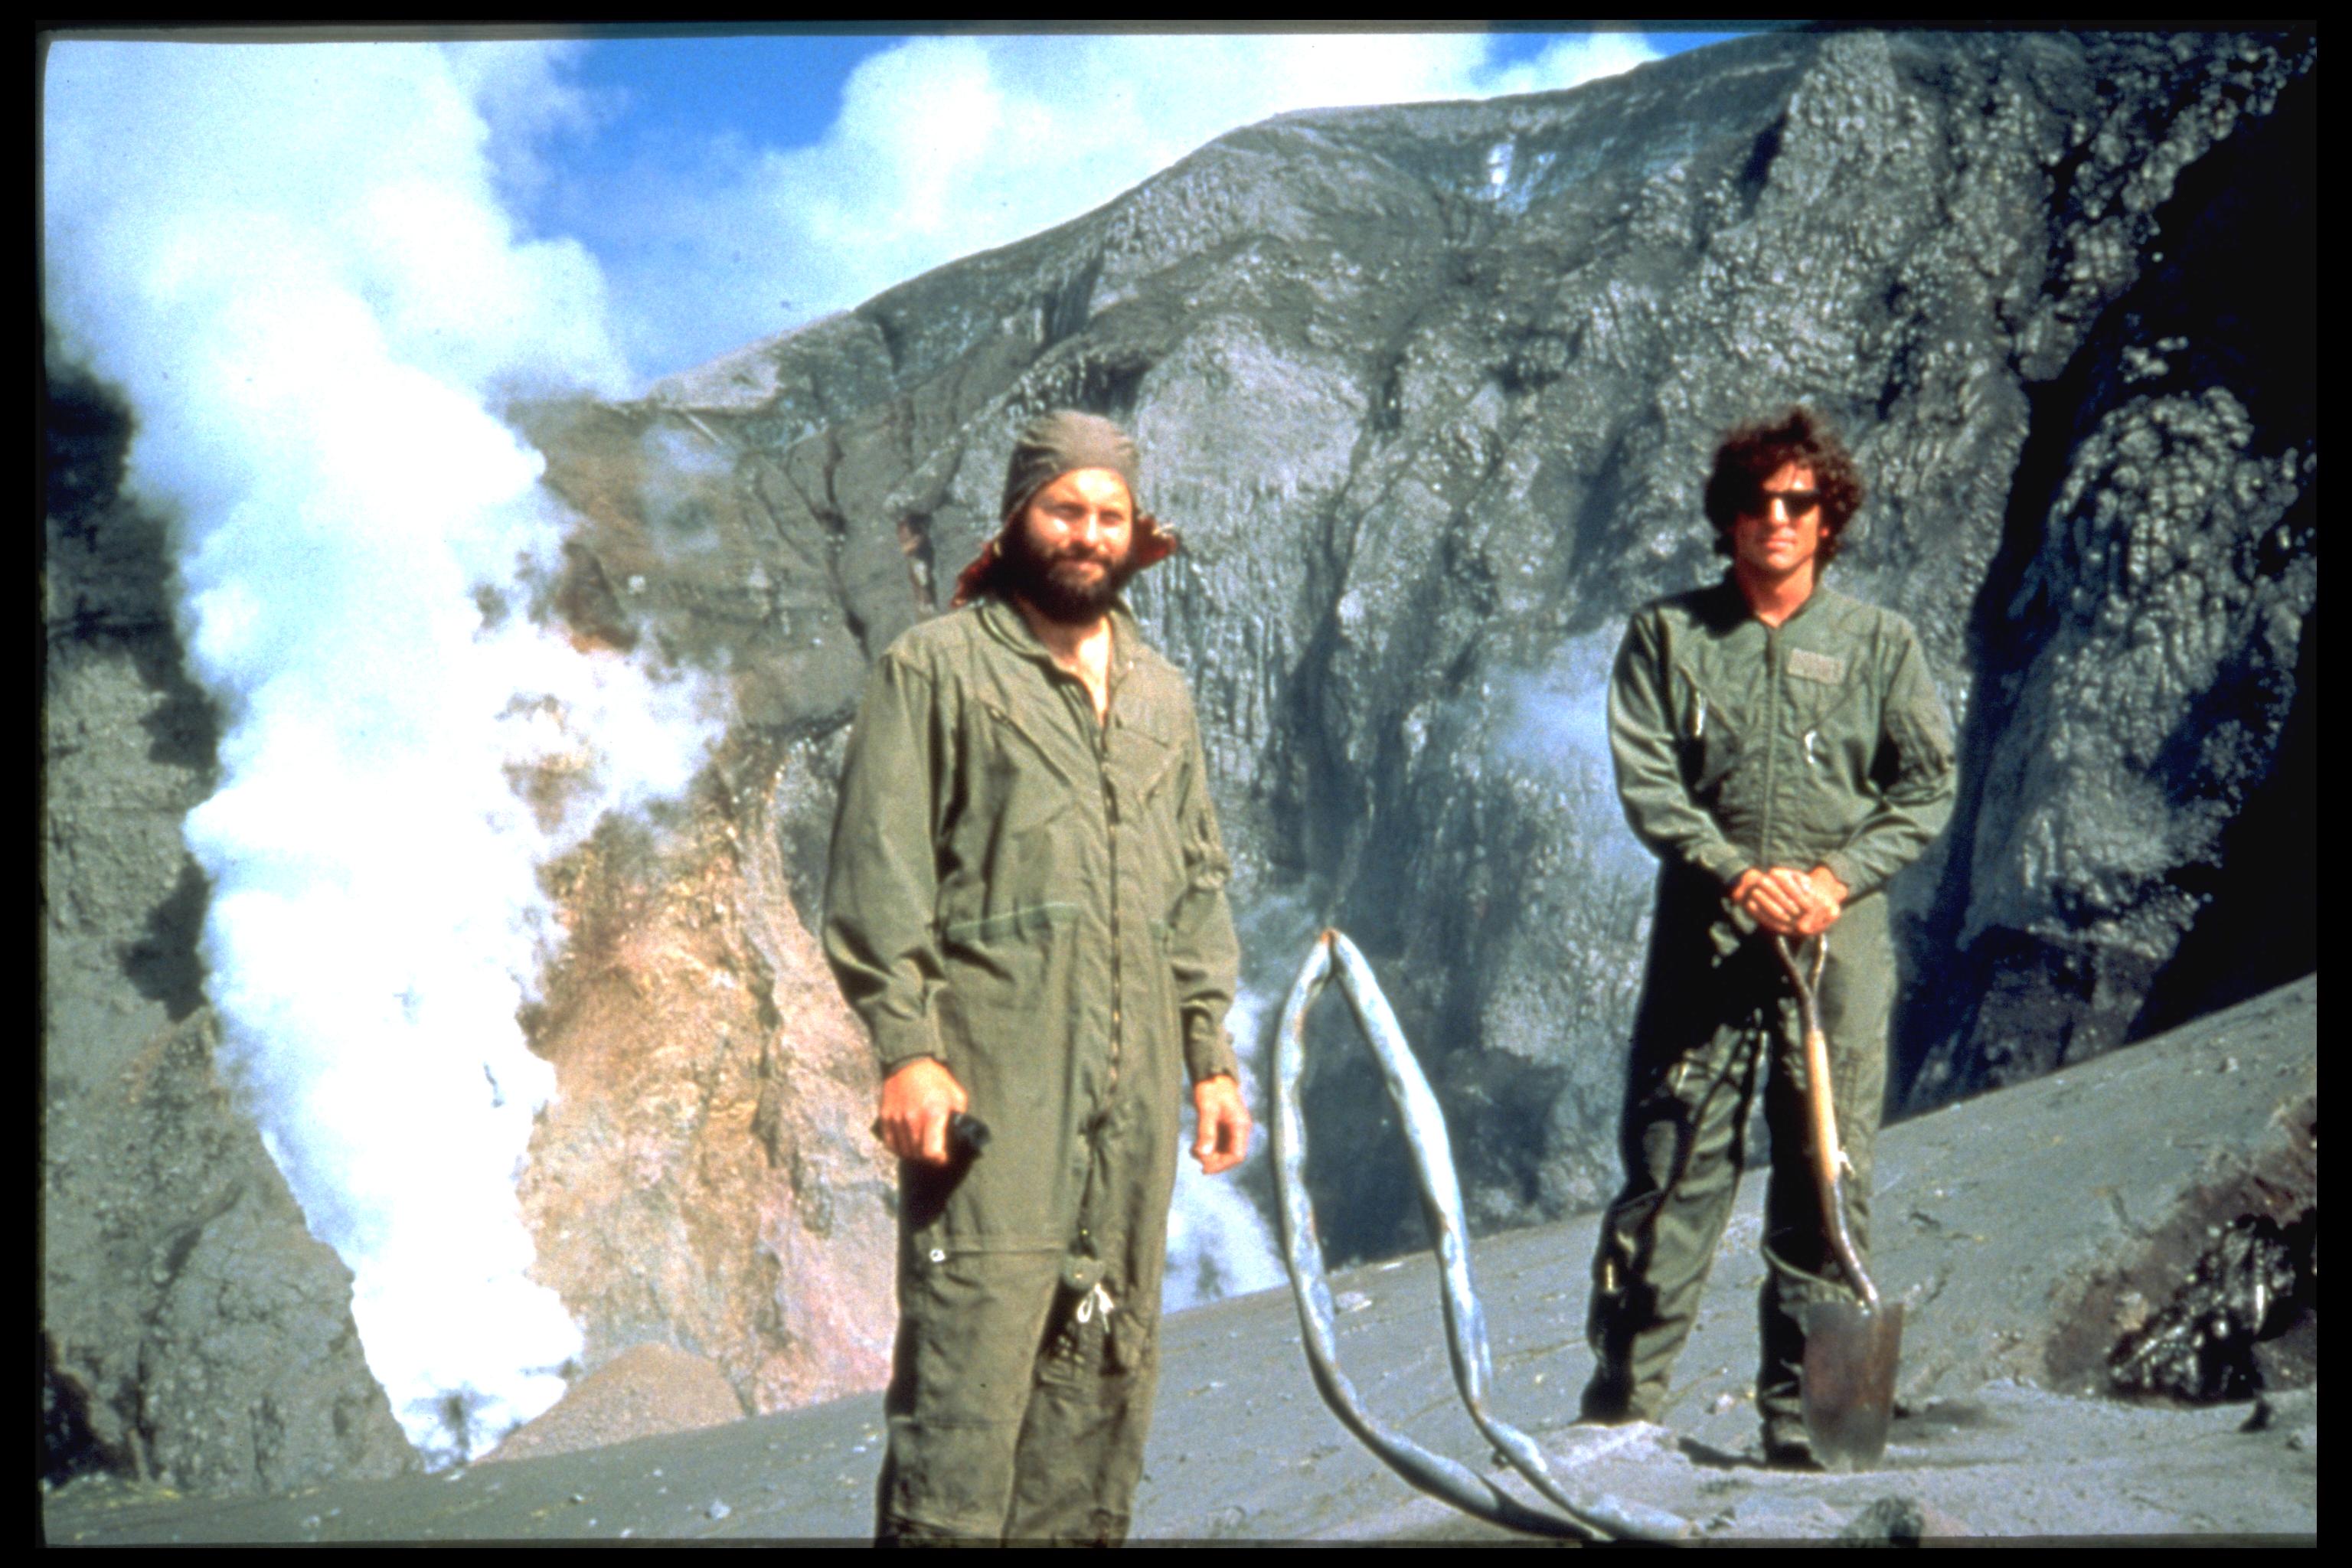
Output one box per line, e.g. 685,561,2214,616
1576,1372,1642,1426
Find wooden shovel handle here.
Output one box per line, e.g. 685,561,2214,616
1773,935,1881,1312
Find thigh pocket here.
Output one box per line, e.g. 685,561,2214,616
903,1247,1063,1429
1036,1278,1157,1387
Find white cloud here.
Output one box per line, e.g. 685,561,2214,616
1478,31,1664,98
595,31,1667,378
45,39,718,1465
444,38,615,211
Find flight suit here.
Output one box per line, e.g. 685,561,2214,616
823,594,1240,1543
1581,577,1955,1452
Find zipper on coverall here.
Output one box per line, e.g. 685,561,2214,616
1050,660,1124,1282
1761,624,1781,867
1756,624,1785,1055
1096,702,1122,1106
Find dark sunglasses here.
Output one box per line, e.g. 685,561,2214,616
1751,487,1821,515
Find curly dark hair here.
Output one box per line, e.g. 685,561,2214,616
1702,406,1866,567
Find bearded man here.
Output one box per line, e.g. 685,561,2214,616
823,410,1250,1544
1578,407,1955,1468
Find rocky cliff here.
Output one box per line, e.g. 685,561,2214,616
42,28,2315,1494
573,29,2316,1260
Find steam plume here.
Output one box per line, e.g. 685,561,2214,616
1161,894,1325,1311
44,41,717,1463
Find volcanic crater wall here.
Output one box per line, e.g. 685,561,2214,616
584,30,2317,1259
43,28,2316,1494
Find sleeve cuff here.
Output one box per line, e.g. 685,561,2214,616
1818,851,1872,901
871,1013,945,1075
1184,1014,1240,1084
1695,843,1753,888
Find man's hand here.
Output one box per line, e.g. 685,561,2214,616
1192,1073,1251,1176
876,1057,970,1166
1790,866,1847,936
1731,866,1810,934
1731,866,1848,936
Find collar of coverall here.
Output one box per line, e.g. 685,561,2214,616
1720,567,1838,627
975,593,1139,684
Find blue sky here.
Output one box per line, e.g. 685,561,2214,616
48,27,1758,382
550,28,1753,193
506,28,1758,378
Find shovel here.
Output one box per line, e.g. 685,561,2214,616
1772,933,1903,1471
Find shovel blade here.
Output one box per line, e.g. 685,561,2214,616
1801,1298,1903,1470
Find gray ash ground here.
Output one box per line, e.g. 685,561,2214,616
42,977,2316,1544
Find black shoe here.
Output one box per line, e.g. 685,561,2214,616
1761,1436,1824,1472
1577,1388,1636,1426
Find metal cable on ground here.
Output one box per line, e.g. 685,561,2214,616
1271,929,1690,1543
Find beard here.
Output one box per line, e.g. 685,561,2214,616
999,524,1136,625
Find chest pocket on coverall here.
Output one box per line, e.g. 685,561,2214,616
973,693,1080,838
1674,662,1744,801
1785,649,1867,779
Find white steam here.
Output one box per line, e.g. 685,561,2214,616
45,41,719,1464
1493,631,1655,878
1163,977,1289,1312
600,31,1664,375
1161,893,1327,1312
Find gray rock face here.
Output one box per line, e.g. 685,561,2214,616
42,363,418,1494
590,29,2315,1260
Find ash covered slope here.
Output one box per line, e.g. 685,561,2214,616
42,975,2318,1544
547,30,2315,1263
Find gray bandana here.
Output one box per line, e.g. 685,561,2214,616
997,410,1142,524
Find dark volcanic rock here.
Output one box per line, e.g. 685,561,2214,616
549,30,2314,1261
2047,1064,2318,1404
41,361,417,1494
1900,52,2320,1102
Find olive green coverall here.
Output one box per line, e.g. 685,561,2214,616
1582,577,1955,1453
823,595,1241,1544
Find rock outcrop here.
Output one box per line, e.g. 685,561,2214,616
514,759,897,1420
482,1343,745,1465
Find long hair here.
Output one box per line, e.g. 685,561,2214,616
1702,407,1866,565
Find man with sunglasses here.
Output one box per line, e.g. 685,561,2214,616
1577,407,1955,1468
